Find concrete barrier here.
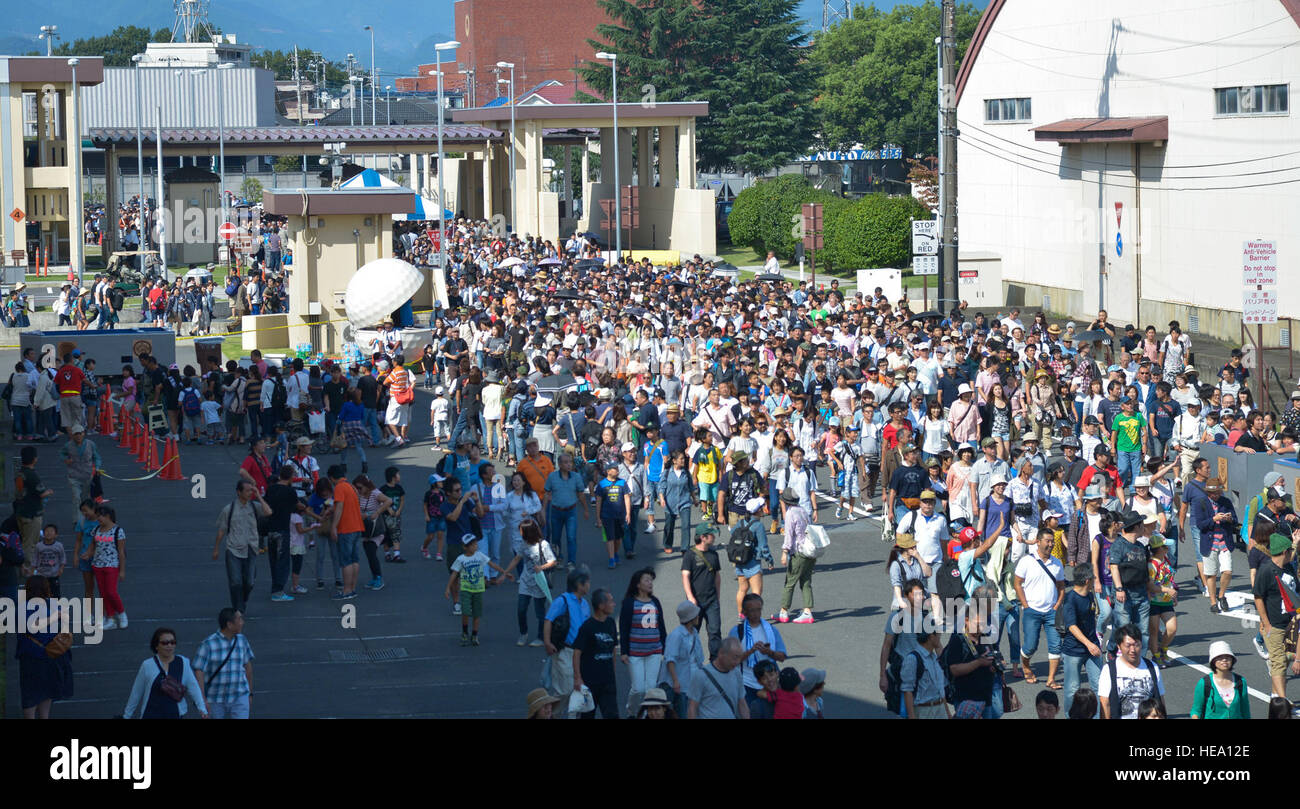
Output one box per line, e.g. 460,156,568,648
1198,442,1300,513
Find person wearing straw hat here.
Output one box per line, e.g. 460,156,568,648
1189,641,1251,719
634,687,675,718
524,687,563,720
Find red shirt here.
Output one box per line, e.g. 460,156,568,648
56,364,84,398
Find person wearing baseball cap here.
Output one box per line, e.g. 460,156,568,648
596,461,633,569
684,523,724,658
1196,477,1237,614
1059,563,1102,716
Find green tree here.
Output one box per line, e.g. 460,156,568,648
727,174,842,262
580,0,818,174
811,1,981,154
240,178,263,204
29,26,172,66
822,193,930,270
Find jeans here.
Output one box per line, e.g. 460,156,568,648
624,505,642,555
315,533,341,583
37,406,57,439
506,427,526,461
1019,606,1061,660
1113,590,1150,647
362,539,383,579
1096,585,1115,650
698,598,723,661
225,550,255,613
1061,652,1103,716
549,505,579,563
261,407,278,440
893,503,912,525
1072,400,1086,436
1149,435,1170,463
663,507,693,552
997,601,1022,661
340,423,368,470
517,594,546,637
11,404,33,436
1116,450,1141,490
208,695,250,719
266,531,290,594
481,524,502,580
246,405,262,441
362,407,382,444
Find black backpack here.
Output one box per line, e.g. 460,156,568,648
935,557,975,604
726,518,758,567
271,378,288,415
580,420,604,462
550,593,575,651
885,648,924,715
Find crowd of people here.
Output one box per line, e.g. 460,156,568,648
7,212,1300,720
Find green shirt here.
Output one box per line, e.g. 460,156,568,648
1190,674,1250,719
1110,412,1146,453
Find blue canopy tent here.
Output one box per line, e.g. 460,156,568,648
339,169,453,221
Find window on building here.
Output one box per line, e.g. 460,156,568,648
1215,84,1288,116
984,97,1032,123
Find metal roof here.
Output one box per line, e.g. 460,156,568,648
80,66,280,133
88,124,504,148
1032,116,1169,144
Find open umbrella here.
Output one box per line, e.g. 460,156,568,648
913,310,944,321
575,257,605,267
669,280,692,290
552,288,585,301
1072,329,1112,344
579,232,603,242
537,257,563,266
536,373,578,396
754,273,785,283
623,306,647,318
496,256,525,269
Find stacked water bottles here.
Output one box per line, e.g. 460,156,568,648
294,342,313,360
341,342,364,367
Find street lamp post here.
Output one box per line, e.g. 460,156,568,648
495,61,515,235
217,63,232,238
39,25,58,56
132,54,146,274
364,25,376,127
458,67,476,107
595,52,619,260
385,85,392,125
68,58,83,282
434,39,461,276
346,53,355,126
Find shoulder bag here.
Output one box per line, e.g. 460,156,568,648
155,656,186,702
203,636,239,696
700,664,739,718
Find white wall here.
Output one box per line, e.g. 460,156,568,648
956,0,1300,327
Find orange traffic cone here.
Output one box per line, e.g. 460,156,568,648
100,397,114,434
146,435,160,472
135,421,150,464
118,412,132,448
159,437,184,480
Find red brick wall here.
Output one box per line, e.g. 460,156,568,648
396,0,604,97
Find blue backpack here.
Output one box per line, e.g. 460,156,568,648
182,387,202,417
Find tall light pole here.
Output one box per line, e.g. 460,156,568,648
595,51,619,260
156,104,167,278
434,39,460,276
496,61,515,234
132,54,146,274
363,25,376,126
346,53,355,126
39,25,58,56
68,58,83,282
385,85,392,125
217,63,232,233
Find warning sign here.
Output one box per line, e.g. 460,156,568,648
1242,239,1277,286
9,208,23,223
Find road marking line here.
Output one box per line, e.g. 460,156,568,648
1165,650,1274,704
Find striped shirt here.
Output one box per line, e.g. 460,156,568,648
628,599,663,656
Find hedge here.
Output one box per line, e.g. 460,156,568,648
727,175,930,273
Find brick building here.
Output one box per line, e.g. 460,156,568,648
394,0,606,102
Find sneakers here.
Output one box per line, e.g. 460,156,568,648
331,590,348,600
1254,635,1269,659
391,554,407,564
366,577,385,591
775,610,790,623
453,602,462,615
626,551,636,559
1210,601,1220,614
317,579,325,590
271,593,295,602
863,503,875,512
528,638,545,647
435,553,444,561
792,610,815,624
116,613,128,628
608,558,617,569
1218,595,1230,612
471,635,480,646
460,632,471,646
517,634,529,647
292,584,309,595
846,512,858,522
422,548,431,559
835,508,842,519
644,524,656,534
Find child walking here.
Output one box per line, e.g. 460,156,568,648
35,524,67,598
421,473,447,560
430,388,450,445
289,501,320,595
445,534,511,646
73,499,98,602
83,504,126,629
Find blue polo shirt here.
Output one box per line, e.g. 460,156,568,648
545,470,586,510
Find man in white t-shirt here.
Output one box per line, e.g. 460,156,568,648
1014,528,1066,686
1098,623,1165,718
897,491,948,590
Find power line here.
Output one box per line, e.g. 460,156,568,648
957,134,1300,191
990,14,1293,57
959,126,1300,180
982,39,1298,82
957,118,1300,170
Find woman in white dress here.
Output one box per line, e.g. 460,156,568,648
501,471,543,548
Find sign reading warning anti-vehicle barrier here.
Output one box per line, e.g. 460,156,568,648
1242,239,1278,324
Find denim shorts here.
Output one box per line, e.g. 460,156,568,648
426,517,446,534
735,560,762,579
337,531,361,566
992,431,1011,442
78,558,93,573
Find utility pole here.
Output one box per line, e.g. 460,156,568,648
293,46,303,126
938,0,959,317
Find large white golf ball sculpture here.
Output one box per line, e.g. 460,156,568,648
344,257,424,327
